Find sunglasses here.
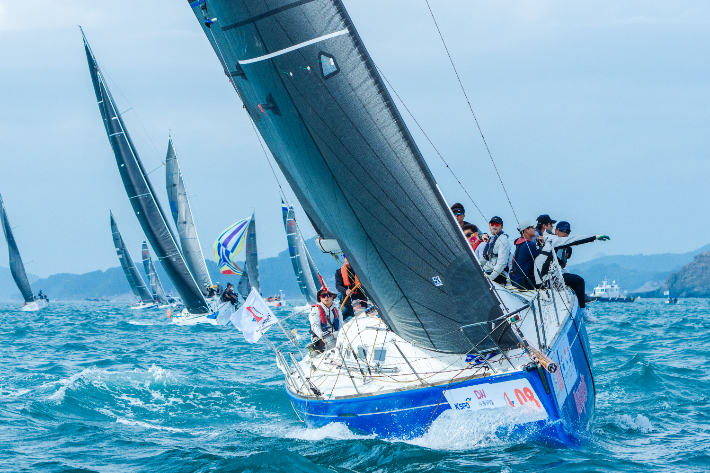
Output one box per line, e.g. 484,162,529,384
489,222,501,227
320,294,333,299
465,232,474,238
559,229,570,234
453,210,463,216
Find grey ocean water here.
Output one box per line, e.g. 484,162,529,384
0,299,708,472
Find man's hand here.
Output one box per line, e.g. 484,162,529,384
346,289,353,297
597,235,610,241
481,233,489,242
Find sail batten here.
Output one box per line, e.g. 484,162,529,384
165,137,212,291
110,213,153,303
190,1,512,352
0,194,35,303
84,32,209,314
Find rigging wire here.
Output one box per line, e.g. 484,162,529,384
374,64,486,222
424,0,519,224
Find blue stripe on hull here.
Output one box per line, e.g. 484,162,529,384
287,309,595,446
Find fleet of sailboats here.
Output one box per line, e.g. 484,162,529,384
0,6,602,446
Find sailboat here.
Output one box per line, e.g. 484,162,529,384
0,194,48,311
83,30,216,325
142,241,176,308
190,0,597,445
245,212,260,295
110,212,156,310
282,201,321,305
165,136,215,302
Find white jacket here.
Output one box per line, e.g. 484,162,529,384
534,234,597,284
308,302,341,340
482,232,511,280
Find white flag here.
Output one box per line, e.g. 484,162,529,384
230,288,278,343
663,291,670,296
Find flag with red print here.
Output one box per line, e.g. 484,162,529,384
230,288,278,343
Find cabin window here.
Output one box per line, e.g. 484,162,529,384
319,52,339,79
373,348,387,363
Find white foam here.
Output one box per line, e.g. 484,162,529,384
616,414,654,433
403,406,547,451
45,367,110,403
284,422,375,441
127,320,159,326
115,417,188,433
0,388,31,398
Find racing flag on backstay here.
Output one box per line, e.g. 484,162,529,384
230,288,278,343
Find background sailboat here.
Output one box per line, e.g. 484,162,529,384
142,241,169,307
281,201,320,304
165,136,212,294
0,193,47,311
110,212,154,309
83,30,210,318
245,212,260,296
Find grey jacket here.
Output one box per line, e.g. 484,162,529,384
482,232,511,280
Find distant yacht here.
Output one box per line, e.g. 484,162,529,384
589,278,635,302
110,212,157,310
0,194,49,311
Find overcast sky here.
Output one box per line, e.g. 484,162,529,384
1,1,708,277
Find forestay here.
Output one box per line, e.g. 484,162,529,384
165,137,212,290
282,201,319,304
0,194,34,303
110,212,153,303
142,241,168,305
83,31,209,314
189,0,514,352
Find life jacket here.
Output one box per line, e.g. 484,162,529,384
484,232,506,262
316,303,340,333
340,264,360,288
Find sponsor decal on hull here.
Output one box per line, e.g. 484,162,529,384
444,379,548,418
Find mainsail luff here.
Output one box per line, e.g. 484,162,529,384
83,31,209,314
165,137,213,290
245,212,260,295
282,202,319,304
110,212,154,303
0,194,34,303
142,241,169,305
189,1,512,352
237,268,251,299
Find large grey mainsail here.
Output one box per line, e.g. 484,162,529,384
282,201,319,304
83,31,209,314
189,0,513,352
142,241,168,305
110,212,154,304
0,194,34,303
165,137,212,291
245,212,260,295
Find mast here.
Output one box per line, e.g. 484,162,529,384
165,136,213,290
110,212,154,303
188,1,513,352
82,29,209,314
142,241,169,305
0,194,35,303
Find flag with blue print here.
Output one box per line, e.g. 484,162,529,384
230,288,278,343
213,217,249,275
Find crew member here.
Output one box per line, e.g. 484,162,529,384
482,216,510,285
535,214,556,240
510,219,540,290
221,283,238,305
450,203,472,230
335,256,368,321
309,288,342,354
534,223,610,309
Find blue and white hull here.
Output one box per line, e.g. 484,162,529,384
280,279,594,446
